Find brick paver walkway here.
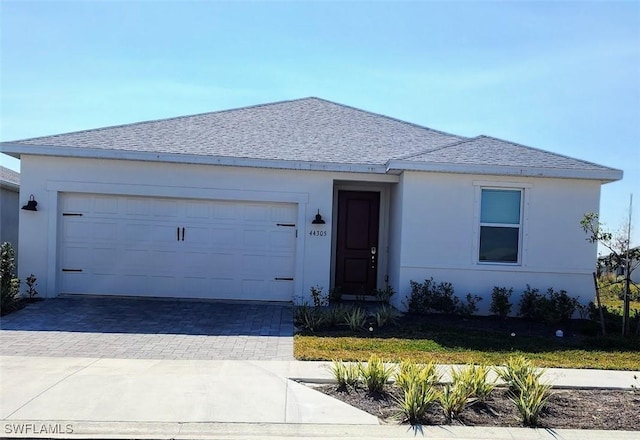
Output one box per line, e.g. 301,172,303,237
0,297,293,360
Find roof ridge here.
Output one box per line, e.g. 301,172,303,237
396,135,480,160
5,97,317,143
309,97,463,139
477,134,620,170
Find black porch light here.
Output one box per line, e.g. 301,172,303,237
22,194,38,211
312,209,325,224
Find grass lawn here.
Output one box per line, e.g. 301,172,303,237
294,282,640,370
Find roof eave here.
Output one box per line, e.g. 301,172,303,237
387,160,624,183
0,181,19,191
0,143,388,174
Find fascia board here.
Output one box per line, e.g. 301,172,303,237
0,143,388,174
0,181,19,191
386,159,623,183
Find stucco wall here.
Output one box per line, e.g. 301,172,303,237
17,155,397,301
18,155,604,312
391,171,602,312
1,186,20,257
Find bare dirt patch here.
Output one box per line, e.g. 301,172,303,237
314,384,639,430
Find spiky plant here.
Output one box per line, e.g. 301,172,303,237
358,354,394,393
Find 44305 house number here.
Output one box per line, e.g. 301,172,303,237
309,230,327,237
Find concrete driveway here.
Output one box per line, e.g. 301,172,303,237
0,296,293,360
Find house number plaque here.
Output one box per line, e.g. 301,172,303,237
309,230,327,237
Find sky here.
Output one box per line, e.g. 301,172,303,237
1,1,639,249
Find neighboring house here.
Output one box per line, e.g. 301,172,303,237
0,98,623,312
0,166,20,255
598,247,640,284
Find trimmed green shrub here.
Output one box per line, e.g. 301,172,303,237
0,242,20,314
407,278,460,315
490,286,513,318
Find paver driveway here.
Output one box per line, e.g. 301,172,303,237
0,297,293,360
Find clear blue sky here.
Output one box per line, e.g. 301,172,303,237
1,1,638,249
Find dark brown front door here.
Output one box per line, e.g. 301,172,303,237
334,191,380,295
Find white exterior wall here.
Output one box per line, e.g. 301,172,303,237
391,171,601,312
17,155,397,302
18,155,604,312
1,186,20,261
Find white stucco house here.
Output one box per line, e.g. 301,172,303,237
0,98,623,312
1,166,20,254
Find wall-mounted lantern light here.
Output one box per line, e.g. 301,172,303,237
311,209,325,224
21,194,38,211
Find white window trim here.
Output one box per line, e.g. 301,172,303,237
476,186,525,266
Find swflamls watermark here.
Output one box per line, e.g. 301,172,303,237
4,422,74,435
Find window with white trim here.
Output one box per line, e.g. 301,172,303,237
479,188,523,263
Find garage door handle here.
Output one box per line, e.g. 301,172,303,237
177,227,180,241
182,227,185,241
274,277,294,281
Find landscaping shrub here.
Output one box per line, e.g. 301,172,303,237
310,285,329,307
509,370,552,426
396,378,439,424
394,360,440,393
324,304,352,328
438,381,474,422
344,307,367,331
545,288,578,323
329,360,360,387
374,285,395,304
490,286,513,318
294,304,326,332
406,278,461,315
518,286,580,324
457,293,482,317
495,356,542,393
375,304,402,328
0,242,20,314
359,354,394,393
518,285,543,320
25,273,38,299
451,364,495,402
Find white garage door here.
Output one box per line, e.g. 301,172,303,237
59,193,297,301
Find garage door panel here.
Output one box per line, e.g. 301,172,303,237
152,199,180,218
271,205,297,222
212,228,236,246
185,201,210,219
94,196,119,214
62,246,92,269
63,220,92,241
269,280,294,301
244,205,270,222
93,222,119,241
60,193,296,301
243,229,269,248
126,198,151,216
62,194,92,213
270,230,295,248
184,225,211,247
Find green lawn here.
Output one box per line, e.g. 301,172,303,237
294,333,640,370
294,282,640,370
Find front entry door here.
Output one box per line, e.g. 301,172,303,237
334,191,380,295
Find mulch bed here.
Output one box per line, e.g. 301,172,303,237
314,384,640,430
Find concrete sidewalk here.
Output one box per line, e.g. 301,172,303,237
1,356,638,439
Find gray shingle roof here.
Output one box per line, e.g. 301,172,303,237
403,135,611,171
0,166,20,186
0,97,622,180
4,97,463,165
